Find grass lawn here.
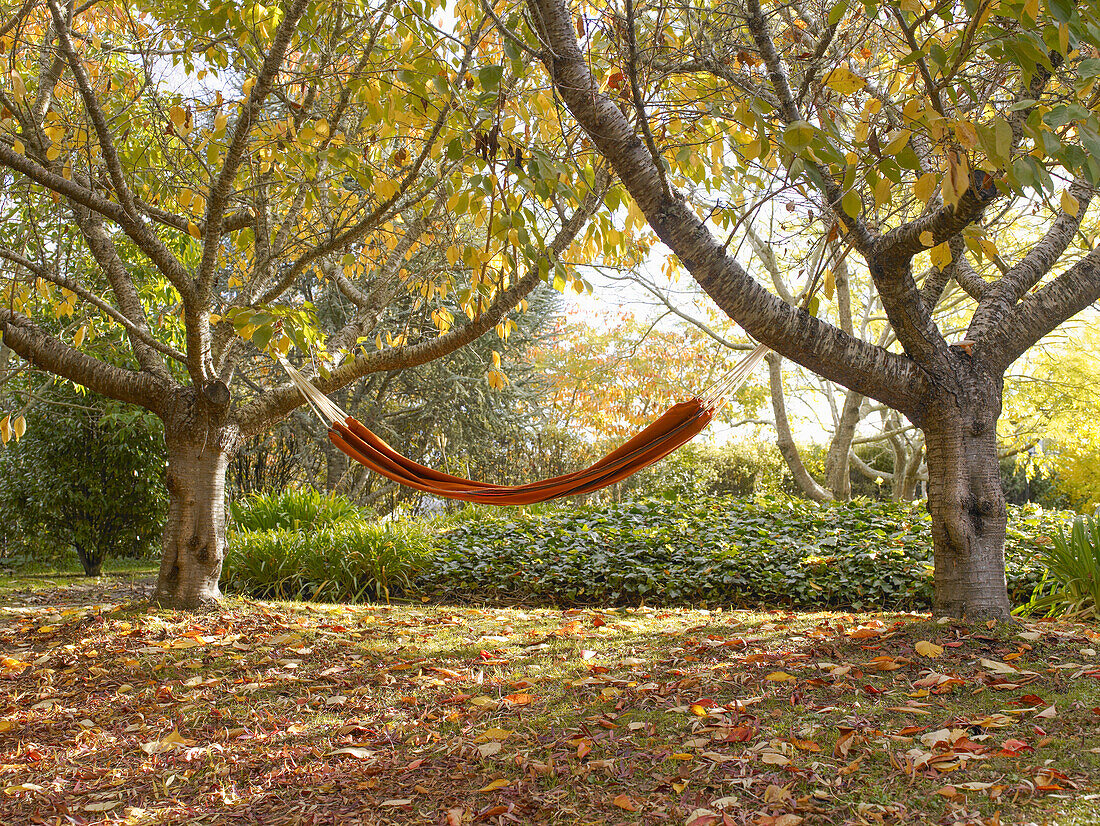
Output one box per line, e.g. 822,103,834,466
1,573,1098,824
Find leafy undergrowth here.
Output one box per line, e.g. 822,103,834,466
1,588,1099,825
422,499,1064,610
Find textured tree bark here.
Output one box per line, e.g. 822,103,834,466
921,360,1011,619
151,387,240,608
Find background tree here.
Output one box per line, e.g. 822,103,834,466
0,384,167,575
0,0,610,606
525,0,1100,617
1001,323,1100,510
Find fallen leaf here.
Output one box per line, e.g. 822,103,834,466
3,783,44,795
326,747,375,759
83,801,121,812
723,726,755,742
612,793,638,811
765,671,796,682
915,640,944,658
140,728,194,755
999,738,1033,756
685,808,719,826
477,778,509,793
473,728,513,742
1036,704,1057,719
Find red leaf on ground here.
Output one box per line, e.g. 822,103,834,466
999,738,1033,756
724,726,755,742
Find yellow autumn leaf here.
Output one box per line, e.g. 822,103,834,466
930,242,952,269
914,173,938,204
169,105,187,129
188,221,202,239
954,121,979,150
9,71,25,101
74,325,86,348
0,415,10,444
824,65,866,95
920,231,935,247
873,176,892,208
765,671,796,682
11,138,23,155
942,151,970,208
915,640,944,658
1060,189,1080,218
12,415,25,440
477,778,509,792
473,727,513,742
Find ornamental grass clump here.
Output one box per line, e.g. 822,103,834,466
223,517,434,604
1018,515,1100,619
229,488,362,532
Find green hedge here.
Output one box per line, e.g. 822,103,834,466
417,497,1064,609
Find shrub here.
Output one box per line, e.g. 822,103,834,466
0,388,166,575
1017,515,1100,619
222,518,433,603
228,488,361,532
420,497,1063,610
628,441,793,500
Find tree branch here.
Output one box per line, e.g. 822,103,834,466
968,178,1096,341
0,246,187,368
524,0,929,416
234,164,611,436
980,245,1100,370
0,308,168,415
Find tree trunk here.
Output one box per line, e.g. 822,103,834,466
151,386,239,608
75,543,103,577
824,389,862,500
922,363,1011,619
766,353,832,502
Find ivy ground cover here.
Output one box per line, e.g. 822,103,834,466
421,498,1062,610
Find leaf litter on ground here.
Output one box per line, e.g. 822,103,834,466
1,584,1099,824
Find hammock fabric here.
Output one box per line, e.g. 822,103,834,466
283,344,767,505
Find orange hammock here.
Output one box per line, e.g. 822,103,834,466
282,344,767,505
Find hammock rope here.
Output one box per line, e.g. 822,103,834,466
281,342,769,505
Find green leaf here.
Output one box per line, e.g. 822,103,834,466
783,121,816,153
828,0,851,25
478,65,503,93
841,190,862,218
